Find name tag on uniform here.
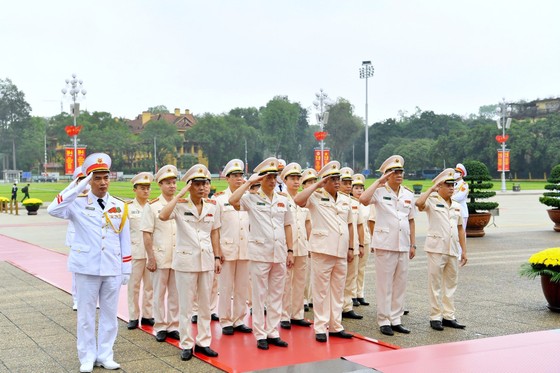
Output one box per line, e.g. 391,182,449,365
455,208,461,212
436,203,445,208
184,212,194,216
383,196,391,200
321,198,329,201
86,206,95,211
257,202,266,206
224,203,231,206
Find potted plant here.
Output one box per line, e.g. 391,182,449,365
464,160,499,237
412,183,423,195
0,196,8,212
519,247,560,312
22,198,43,215
539,164,560,232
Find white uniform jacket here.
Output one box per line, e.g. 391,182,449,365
420,192,464,257
213,188,249,261
452,179,469,219
140,195,177,269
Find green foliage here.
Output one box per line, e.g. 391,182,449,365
147,105,169,114
540,164,560,209
324,98,363,164
519,262,560,283
464,160,498,213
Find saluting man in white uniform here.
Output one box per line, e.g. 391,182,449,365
452,163,469,247
48,153,131,373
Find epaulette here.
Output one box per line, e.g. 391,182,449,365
277,191,288,197
351,195,360,202
213,191,225,196
126,200,133,204
149,197,160,204
403,186,413,193
113,196,126,202
314,188,324,194
177,198,189,203
205,198,216,205
77,193,87,197
338,191,349,197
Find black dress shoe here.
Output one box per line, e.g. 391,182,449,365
430,320,444,331
380,325,394,336
191,315,198,324
309,303,313,308
290,319,311,327
180,348,193,361
329,330,353,339
222,326,234,335
267,337,288,347
195,345,218,357
357,297,370,306
280,321,291,329
315,333,327,342
234,324,252,333
304,304,310,312
167,330,180,340
341,310,363,319
127,319,139,330
211,313,219,321
155,330,167,342
391,324,411,334
352,298,360,307
257,339,269,350
141,317,155,326
403,310,410,315
442,319,466,329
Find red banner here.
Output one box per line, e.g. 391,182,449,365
497,150,510,172
65,147,87,175
314,149,331,172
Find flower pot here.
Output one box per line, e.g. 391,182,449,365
465,212,491,237
412,184,423,195
546,209,560,232
541,275,560,312
25,205,40,215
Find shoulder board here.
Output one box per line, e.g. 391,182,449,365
314,188,324,194
213,191,225,196
205,198,216,205
338,191,349,197
149,197,160,205
403,186,413,193
126,200,133,204
77,193,88,197
112,196,126,202
351,196,359,202
277,192,288,197
177,198,189,203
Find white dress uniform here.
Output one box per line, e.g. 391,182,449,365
213,186,250,329
418,169,464,322
343,194,364,312
238,166,294,342
48,153,131,367
141,189,179,335
301,168,318,308
353,173,372,301
369,156,416,328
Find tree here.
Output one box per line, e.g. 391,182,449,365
139,120,183,170
147,105,170,114
324,98,363,164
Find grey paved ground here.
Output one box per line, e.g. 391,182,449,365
0,190,559,372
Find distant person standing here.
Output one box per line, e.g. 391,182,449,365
11,182,17,202
452,163,469,245
21,184,30,202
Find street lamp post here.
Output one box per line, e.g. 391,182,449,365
359,61,374,175
496,98,512,192
61,74,87,170
313,89,330,168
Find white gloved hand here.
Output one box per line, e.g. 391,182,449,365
121,275,130,285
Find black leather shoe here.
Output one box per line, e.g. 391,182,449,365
404,310,410,315
155,330,167,342
442,319,466,329
304,304,309,312
430,320,444,331
191,315,198,324
141,317,155,326
211,313,219,321
180,348,193,361
309,303,313,308
315,333,327,342
280,321,291,329
357,297,370,306
267,337,288,347
222,326,234,335
167,330,180,340
391,324,411,334
234,324,252,333
329,330,353,339
127,319,139,330
195,345,218,357
380,325,394,336
341,310,363,319
257,339,269,350
352,298,360,307
290,319,311,327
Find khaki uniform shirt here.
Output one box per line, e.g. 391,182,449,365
419,192,463,257
213,188,249,261
359,203,372,246
285,193,310,257
140,195,177,269
349,196,365,252
370,185,416,252
239,189,294,263
170,197,221,272
129,198,148,259
305,189,352,259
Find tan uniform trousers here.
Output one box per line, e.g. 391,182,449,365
357,244,370,298
281,255,307,321
427,252,458,321
342,252,360,312
127,258,153,320
152,268,179,333
175,270,213,349
218,259,250,328
375,249,409,326
311,252,347,334
251,260,286,340
304,256,312,306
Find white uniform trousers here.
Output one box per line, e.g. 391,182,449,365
357,244,371,298
459,216,468,258
375,249,409,326
152,268,179,333
127,258,153,320
427,252,459,321
218,260,250,328
342,253,360,312
193,272,218,315
250,260,286,340
281,255,307,321
175,270,214,349
311,253,347,334
75,273,120,364
72,272,78,305
304,256,312,306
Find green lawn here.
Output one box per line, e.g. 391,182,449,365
0,178,546,206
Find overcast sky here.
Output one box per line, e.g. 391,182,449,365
1,1,559,125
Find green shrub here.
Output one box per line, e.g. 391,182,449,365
539,164,560,209
464,160,499,214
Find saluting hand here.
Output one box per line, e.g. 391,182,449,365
377,170,394,187
248,173,266,185
177,180,192,198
